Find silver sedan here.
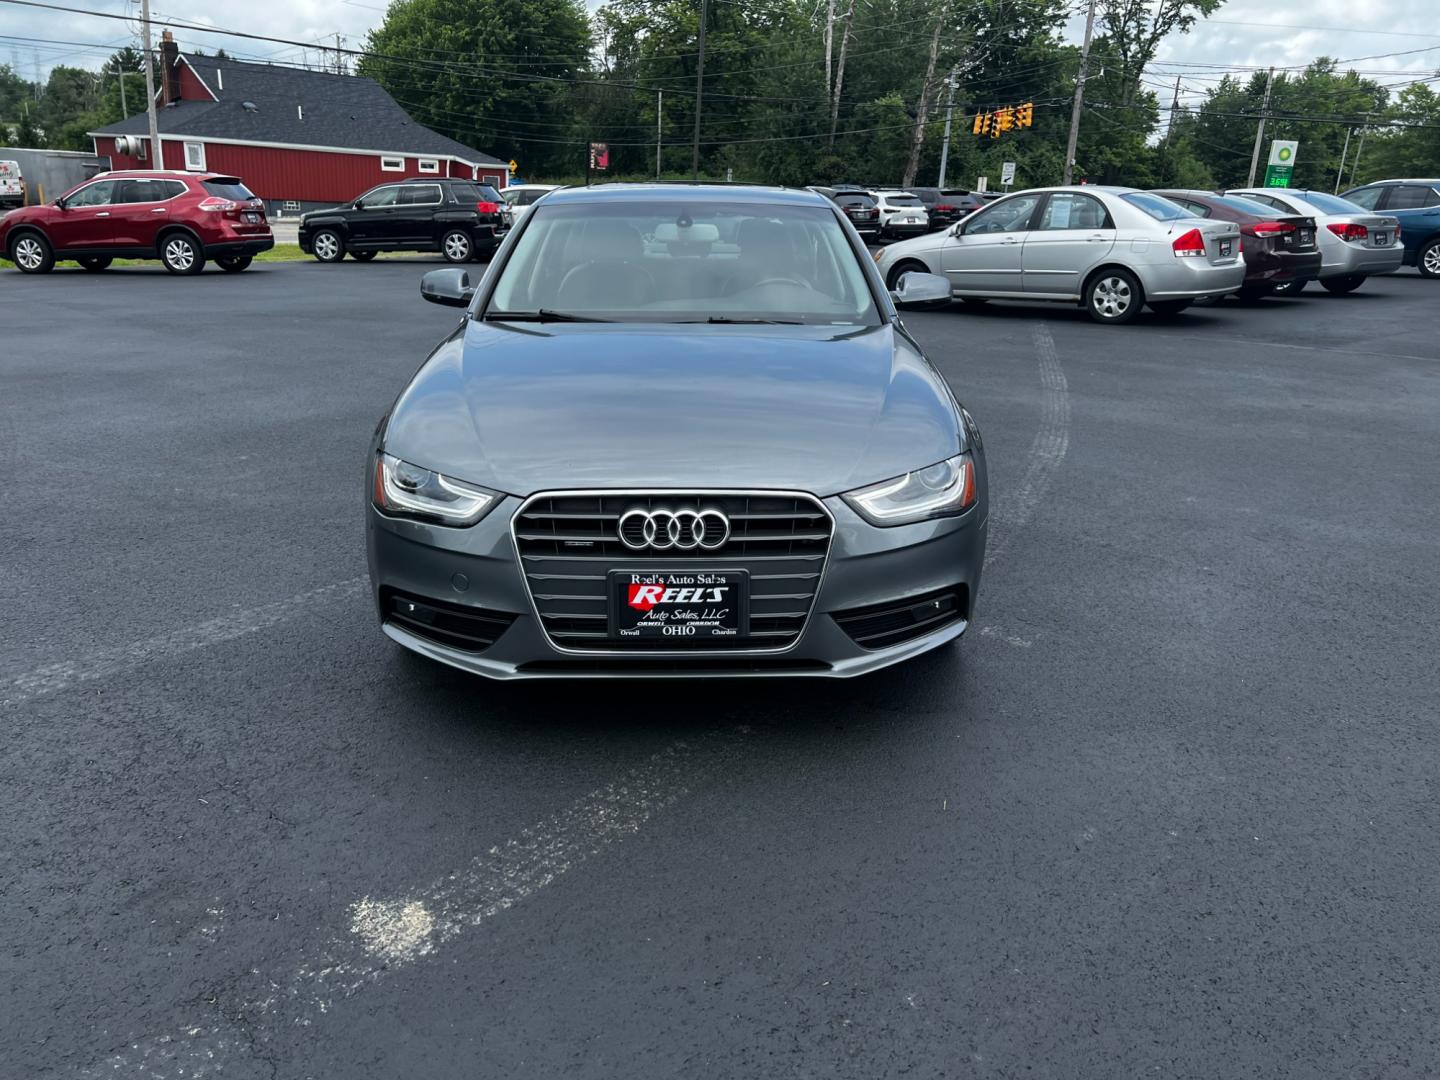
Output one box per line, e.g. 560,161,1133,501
1223,187,1403,295
873,185,1245,324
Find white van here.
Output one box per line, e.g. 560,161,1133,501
0,160,24,210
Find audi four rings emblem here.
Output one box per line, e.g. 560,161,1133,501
618,508,731,551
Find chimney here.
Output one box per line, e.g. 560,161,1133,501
160,30,181,106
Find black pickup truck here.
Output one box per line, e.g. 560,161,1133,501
299,178,508,264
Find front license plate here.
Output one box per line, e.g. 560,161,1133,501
609,570,748,642
1220,239,1233,256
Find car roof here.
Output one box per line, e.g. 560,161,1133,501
1356,178,1440,186
543,183,831,207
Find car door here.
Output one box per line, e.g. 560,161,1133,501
48,179,118,252
348,185,400,245
1377,184,1440,261
1021,192,1115,297
108,177,183,251
394,183,444,246
938,192,1041,295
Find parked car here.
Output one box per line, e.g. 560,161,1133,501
299,178,507,264
873,186,1245,324
941,188,987,219
1,170,272,274
1223,187,1402,294
1339,179,1440,278
380,183,984,679
871,190,929,239
499,183,559,229
830,189,881,239
905,187,975,232
1150,189,1322,300
0,159,24,210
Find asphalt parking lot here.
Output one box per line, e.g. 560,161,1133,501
3,262,1439,1078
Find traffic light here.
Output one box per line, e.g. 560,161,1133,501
994,106,1014,136
972,111,991,136
1016,101,1034,128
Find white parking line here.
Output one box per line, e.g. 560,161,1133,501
985,323,1071,566
0,577,368,708
84,732,746,1077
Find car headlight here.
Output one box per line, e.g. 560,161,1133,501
842,453,976,526
372,453,500,526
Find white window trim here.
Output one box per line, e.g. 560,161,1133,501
183,141,206,171
380,156,405,172
417,158,440,174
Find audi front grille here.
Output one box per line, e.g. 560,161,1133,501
512,491,834,652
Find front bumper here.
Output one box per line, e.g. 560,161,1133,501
366,494,988,679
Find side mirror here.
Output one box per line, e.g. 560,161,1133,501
54,198,68,210
890,270,951,308
420,268,475,308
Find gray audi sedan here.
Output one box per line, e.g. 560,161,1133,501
366,184,987,678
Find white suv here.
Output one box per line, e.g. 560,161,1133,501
871,190,929,240
500,183,559,228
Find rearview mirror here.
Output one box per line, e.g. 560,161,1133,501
890,270,951,308
420,268,475,308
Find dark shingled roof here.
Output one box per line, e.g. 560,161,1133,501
92,55,505,166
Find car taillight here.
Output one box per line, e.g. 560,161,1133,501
476,201,499,213
1395,224,1402,239
1172,228,1206,257
1249,221,1295,236
197,197,237,212
935,203,953,211
1326,223,1367,242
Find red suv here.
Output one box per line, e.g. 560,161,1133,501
1,170,273,275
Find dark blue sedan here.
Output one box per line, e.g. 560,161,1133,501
1341,179,1440,277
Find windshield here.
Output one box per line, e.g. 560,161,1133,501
1213,193,1287,217
884,195,923,206
1297,190,1369,215
485,199,880,326
1122,192,1193,220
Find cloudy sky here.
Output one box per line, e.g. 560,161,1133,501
3,0,1437,93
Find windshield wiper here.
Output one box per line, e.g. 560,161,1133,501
483,309,613,323
695,316,805,325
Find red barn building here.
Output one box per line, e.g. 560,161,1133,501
91,34,510,216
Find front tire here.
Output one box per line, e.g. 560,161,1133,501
885,259,928,290
1416,240,1440,278
441,229,472,264
160,233,205,275
311,229,345,263
1086,268,1143,324
10,232,54,274
216,255,253,273
77,256,112,271
1320,274,1365,295
1148,299,1192,315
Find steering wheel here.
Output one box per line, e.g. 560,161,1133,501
750,277,807,290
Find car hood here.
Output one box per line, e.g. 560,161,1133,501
383,320,963,497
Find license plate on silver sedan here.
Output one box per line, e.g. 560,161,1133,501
1220,239,1233,256
1374,232,1389,246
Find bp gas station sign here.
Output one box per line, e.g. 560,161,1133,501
1264,140,1298,187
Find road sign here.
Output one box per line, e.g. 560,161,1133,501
1263,140,1297,187
1001,161,1016,186
976,175,988,192
589,143,609,170
508,158,518,173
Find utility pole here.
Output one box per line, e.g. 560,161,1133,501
901,0,947,189
1063,0,1096,185
936,67,957,188
139,0,161,167
656,89,663,178
1165,75,1181,144
827,0,856,149
1349,114,1372,187
116,58,127,116
824,0,834,100
1334,126,1353,193
691,0,708,181
335,34,345,75
1246,66,1275,187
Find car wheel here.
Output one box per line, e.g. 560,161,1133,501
442,230,472,263
1236,285,1272,302
1320,274,1366,295
77,256,112,272
1272,277,1307,296
1417,240,1440,278
216,255,253,273
312,229,345,263
160,233,205,275
1148,299,1191,316
9,232,54,274
1086,268,1143,324
350,250,377,262
885,259,928,290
